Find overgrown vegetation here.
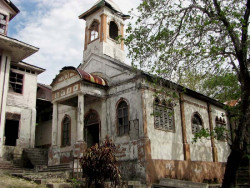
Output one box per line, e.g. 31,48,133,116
80,136,121,188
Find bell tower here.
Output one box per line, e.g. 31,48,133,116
79,0,129,63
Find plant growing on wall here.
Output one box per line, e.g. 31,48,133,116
80,136,121,188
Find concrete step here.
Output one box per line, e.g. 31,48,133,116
153,178,209,188
39,164,71,172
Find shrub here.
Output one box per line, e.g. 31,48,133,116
80,136,121,188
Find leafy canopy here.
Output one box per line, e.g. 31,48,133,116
126,0,249,82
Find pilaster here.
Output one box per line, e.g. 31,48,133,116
207,103,218,162
179,93,190,161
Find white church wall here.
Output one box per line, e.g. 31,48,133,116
183,94,213,162
210,104,231,162
144,89,184,161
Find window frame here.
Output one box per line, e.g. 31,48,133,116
116,99,129,136
0,13,8,35
191,112,203,134
9,70,24,94
61,115,71,147
153,98,175,132
88,20,100,43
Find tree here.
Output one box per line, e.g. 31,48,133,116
80,136,121,188
126,0,250,187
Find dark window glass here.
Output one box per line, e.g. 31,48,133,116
117,101,129,136
62,117,70,146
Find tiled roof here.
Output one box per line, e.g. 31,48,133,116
77,68,108,86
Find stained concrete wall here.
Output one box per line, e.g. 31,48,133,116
183,95,213,162
144,89,184,161
6,69,38,148
210,104,231,162
35,120,52,148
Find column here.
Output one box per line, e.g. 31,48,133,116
52,102,58,146
207,103,218,162
77,93,84,141
0,53,11,156
100,13,107,42
179,93,191,161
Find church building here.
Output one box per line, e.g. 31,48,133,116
49,0,231,185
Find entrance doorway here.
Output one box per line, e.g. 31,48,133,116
4,119,19,146
84,111,100,148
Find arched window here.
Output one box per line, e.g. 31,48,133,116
89,21,99,41
109,21,118,40
154,98,174,131
117,100,129,136
192,113,203,134
61,116,71,147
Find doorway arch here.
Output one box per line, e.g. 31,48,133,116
84,110,100,148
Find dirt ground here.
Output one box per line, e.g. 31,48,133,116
0,171,47,188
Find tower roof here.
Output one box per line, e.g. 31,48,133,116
79,0,130,20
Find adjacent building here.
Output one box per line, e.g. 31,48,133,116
0,0,45,160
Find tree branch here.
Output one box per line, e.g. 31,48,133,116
213,0,241,57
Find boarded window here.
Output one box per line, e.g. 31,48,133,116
89,21,99,41
154,98,174,131
0,13,7,34
109,21,118,40
9,71,23,94
62,116,71,147
117,101,129,136
192,113,203,134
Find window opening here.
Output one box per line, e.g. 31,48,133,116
89,21,99,41
4,119,19,146
62,117,70,146
154,99,174,131
117,101,129,136
192,113,203,134
109,21,118,40
215,116,226,141
9,71,23,94
0,13,7,34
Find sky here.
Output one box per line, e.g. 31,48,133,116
8,0,141,84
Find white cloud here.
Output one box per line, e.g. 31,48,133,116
9,0,141,84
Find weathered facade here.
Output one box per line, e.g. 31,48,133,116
0,0,44,160
49,0,231,186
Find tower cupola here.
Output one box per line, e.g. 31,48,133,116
79,0,130,63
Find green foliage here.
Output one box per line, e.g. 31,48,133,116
202,71,241,103
71,178,82,188
192,128,211,143
80,136,121,188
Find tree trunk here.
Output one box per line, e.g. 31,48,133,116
222,147,244,188
222,74,250,188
